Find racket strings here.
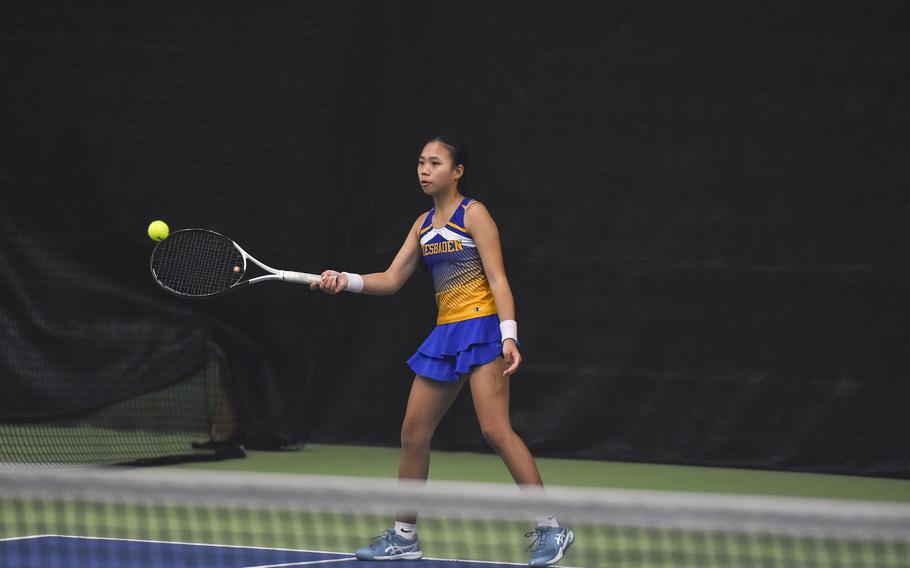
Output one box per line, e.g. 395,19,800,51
151,231,244,296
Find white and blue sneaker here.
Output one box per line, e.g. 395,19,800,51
354,529,423,561
526,525,575,567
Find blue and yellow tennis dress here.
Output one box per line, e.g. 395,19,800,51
406,197,503,381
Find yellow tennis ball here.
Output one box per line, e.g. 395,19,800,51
148,220,170,241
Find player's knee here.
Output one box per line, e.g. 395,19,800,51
400,421,432,450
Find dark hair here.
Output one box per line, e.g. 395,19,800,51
424,135,468,189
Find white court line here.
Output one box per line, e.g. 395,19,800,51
425,557,582,568
245,558,577,568
0,535,582,567
0,534,56,542
243,558,354,568
425,558,530,567
2,534,350,556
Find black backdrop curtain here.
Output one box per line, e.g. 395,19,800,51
2,1,908,476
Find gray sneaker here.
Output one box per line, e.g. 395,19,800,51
526,525,575,566
354,529,423,561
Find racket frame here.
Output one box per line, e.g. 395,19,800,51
150,228,320,298
233,240,320,286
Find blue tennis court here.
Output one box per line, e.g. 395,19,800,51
0,535,534,568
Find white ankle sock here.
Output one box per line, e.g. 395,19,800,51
394,521,417,540
536,516,559,528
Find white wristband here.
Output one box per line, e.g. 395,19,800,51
499,320,517,343
342,272,364,293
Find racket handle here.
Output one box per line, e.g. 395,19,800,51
278,270,321,285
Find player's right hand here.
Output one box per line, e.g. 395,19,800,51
312,270,348,294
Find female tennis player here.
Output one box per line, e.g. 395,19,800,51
313,136,573,567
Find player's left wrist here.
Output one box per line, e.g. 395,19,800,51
499,320,517,344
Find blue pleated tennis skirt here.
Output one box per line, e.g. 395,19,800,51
407,314,503,382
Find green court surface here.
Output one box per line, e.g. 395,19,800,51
176,443,910,503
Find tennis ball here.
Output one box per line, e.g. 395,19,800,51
148,220,170,241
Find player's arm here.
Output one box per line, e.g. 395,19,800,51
464,202,522,376
312,213,426,296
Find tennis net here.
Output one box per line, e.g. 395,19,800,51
0,358,243,466
1,467,908,568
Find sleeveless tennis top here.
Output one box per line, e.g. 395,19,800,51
418,197,497,325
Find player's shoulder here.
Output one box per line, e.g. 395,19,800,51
462,199,497,235
412,210,432,235
463,199,492,222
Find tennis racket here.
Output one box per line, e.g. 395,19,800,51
150,228,320,298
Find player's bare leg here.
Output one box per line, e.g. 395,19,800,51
469,358,575,566
468,358,543,486
397,375,465,522
356,376,463,560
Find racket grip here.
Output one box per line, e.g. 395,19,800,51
279,270,321,285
